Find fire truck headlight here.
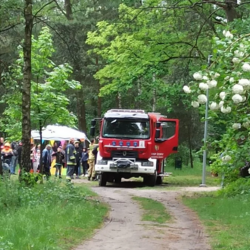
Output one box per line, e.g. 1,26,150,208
142,161,154,166
97,160,108,165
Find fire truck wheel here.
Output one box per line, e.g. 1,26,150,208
99,173,107,187
147,172,157,187
156,176,163,185
114,176,122,183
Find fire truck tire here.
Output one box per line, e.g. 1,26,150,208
99,173,107,186
147,172,157,187
114,176,122,183
156,176,163,185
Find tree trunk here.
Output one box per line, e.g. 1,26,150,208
64,0,73,20
117,92,122,108
152,74,156,112
224,0,240,22
187,122,194,168
77,89,87,132
96,57,102,118
21,0,33,173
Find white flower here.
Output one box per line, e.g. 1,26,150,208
229,77,234,83
225,31,233,39
232,84,244,94
234,50,244,58
208,80,217,88
242,63,250,72
224,76,230,80
183,85,191,93
242,96,246,102
221,106,231,113
214,73,220,78
232,58,240,64
232,94,243,104
219,92,226,100
191,101,199,108
193,72,203,81
222,155,231,162
239,43,245,49
243,121,250,128
223,30,233,39
199,82,209,90
197,94,207,104
219,101,224,108
238,79,250,87
209,102,218,110
232,123,241,130
203,76,209,80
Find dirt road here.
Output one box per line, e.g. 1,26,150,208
74,180,218,250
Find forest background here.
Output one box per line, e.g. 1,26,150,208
0,0,250,180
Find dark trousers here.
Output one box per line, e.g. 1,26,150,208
82,161,88,175
55,164,62,177
74,163,80,176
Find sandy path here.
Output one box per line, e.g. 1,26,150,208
74,180,218,250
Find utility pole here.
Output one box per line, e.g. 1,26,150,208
200,55,212,187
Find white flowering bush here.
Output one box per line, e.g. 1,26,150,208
184,29,250,181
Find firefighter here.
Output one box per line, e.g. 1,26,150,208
87,138,98,181
65,138,76,181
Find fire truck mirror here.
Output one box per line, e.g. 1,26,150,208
91,119,96,126
156,122,161,128
155,129,160,139
90,127,95,137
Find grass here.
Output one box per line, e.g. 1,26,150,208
0,178,108,250
132,196,171,224
164,165,221,187
183,193,250,250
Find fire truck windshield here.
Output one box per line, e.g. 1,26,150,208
102,119,150,139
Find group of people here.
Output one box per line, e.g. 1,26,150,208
63,138,98,181
0,137,22,175
0,136,99,181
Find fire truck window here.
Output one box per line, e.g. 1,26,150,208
103,119,150,139
161,122,176,139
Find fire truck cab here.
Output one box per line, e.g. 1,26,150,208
90,109,179,186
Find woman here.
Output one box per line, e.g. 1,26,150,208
1,142,13,173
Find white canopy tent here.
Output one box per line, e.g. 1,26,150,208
31,125,90,142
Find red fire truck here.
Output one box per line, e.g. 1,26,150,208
90,109,179,186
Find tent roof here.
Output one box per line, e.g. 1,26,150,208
31,125,90,142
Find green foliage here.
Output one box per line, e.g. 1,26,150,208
86,0,213,103
183,192,250,250
164,164,221,187
218,177,250,197
0,178,108,250
185,20,250,184
1,27,81,140
19,172,43,187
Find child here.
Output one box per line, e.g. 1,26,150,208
81,148,89,177
52,146,64,178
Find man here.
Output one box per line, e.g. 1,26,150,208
10,141,18,175
74,141,81,179
88,138,98,181
65,138,76,180
17,141,22,167
52,146,64,178
42,144,52,179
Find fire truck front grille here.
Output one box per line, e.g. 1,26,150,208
111,150,138,158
